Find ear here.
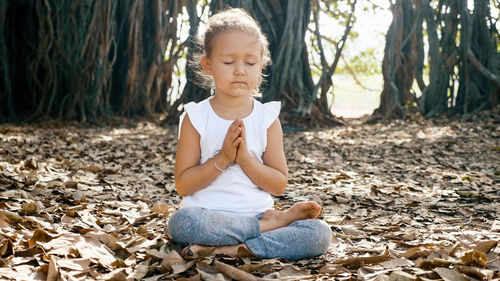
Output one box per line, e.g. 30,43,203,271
201,56,213,76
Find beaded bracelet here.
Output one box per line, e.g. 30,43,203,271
211,156,224,172
214,160,224,173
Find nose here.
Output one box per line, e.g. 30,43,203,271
234,62,245,76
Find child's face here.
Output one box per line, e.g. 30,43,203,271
202,31,263,98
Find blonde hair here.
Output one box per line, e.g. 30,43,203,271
190,8,271,91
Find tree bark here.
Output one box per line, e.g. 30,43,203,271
167,0,210,123
369,0,421,122
1,0,183,122
0,1,13,122
420,0,461,118
455,0,500,115
261,0,314,125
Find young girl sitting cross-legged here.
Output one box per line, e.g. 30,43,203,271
168,8,332,261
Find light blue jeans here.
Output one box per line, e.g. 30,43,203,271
168,207,332,260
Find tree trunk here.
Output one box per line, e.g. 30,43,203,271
260,0,316,125
0,1,38,122
1,0,183,122
369,0,421,122
120,0,183,118
420,0,499,118
456,0,500,115
0,1,12,122
166,0,210,123
420,0,460,118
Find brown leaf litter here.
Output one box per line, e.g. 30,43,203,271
0,107,499,280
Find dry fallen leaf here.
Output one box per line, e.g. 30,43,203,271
213,260,259,281
151,203,171,214
434,267,469,281
46,255,59,281
0,109,499,280
159,250,194,275
75,237,116,268
333,249,391,269
461,251,488,267
473,240,498,254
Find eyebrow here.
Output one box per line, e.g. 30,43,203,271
220,53,258,58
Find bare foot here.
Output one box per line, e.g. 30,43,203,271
259,201,322,233
183,243,250,258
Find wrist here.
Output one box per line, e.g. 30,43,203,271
237,153,253,169
215,153,231,169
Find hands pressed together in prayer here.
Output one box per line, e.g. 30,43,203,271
217,119,251,169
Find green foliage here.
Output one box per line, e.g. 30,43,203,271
338,48,381,75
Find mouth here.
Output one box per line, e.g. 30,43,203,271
232,81,247,84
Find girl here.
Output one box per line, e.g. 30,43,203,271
168,8,332,260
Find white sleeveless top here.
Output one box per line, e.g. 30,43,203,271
178,97,281,217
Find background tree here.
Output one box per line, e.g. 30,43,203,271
0,0,184,122
374,0,499,121
257,0,316,124
192,0,354,126
455,0,500,115
117,0,184,118
369,0,422,122
166,0,210,123
310,0,357,124
420,0,462,118
1,0,498,124
1,1,39,122
191,0,321,125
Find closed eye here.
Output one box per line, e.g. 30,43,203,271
246,62,256,65
223,62,233,65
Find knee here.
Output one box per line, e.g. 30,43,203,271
314,220,332,253
168,208,201,244
298,219,332,258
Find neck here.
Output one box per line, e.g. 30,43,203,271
210,94,254,120
212,93,252,109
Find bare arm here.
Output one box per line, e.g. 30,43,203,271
174,115,241,197
236,119,288,196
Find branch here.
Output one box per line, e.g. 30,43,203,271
466,49,500,88
312,0,357,96
340,55,380,92
311,0,330,90
326,0,357,78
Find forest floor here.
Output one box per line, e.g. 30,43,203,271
0,107,499,281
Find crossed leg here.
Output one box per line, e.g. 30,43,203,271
183,201,322,257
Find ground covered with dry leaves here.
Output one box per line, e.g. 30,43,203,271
0,107,499,280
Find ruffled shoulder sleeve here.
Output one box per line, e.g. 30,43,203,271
261,101,281,130
178,100,208,139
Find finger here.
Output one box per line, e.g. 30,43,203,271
233,137,242,147
232,126,242,139
239,136,246,150
230,119,240,130
225,126,241,142
233,119,242,130
224,122,238,139
239,122,246,140
231,120,241,133
235,120,245,134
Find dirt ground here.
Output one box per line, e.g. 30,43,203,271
0,107,499,280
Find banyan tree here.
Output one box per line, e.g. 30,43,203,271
1,0,498,124
0,0,186,122
372,0,499,121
